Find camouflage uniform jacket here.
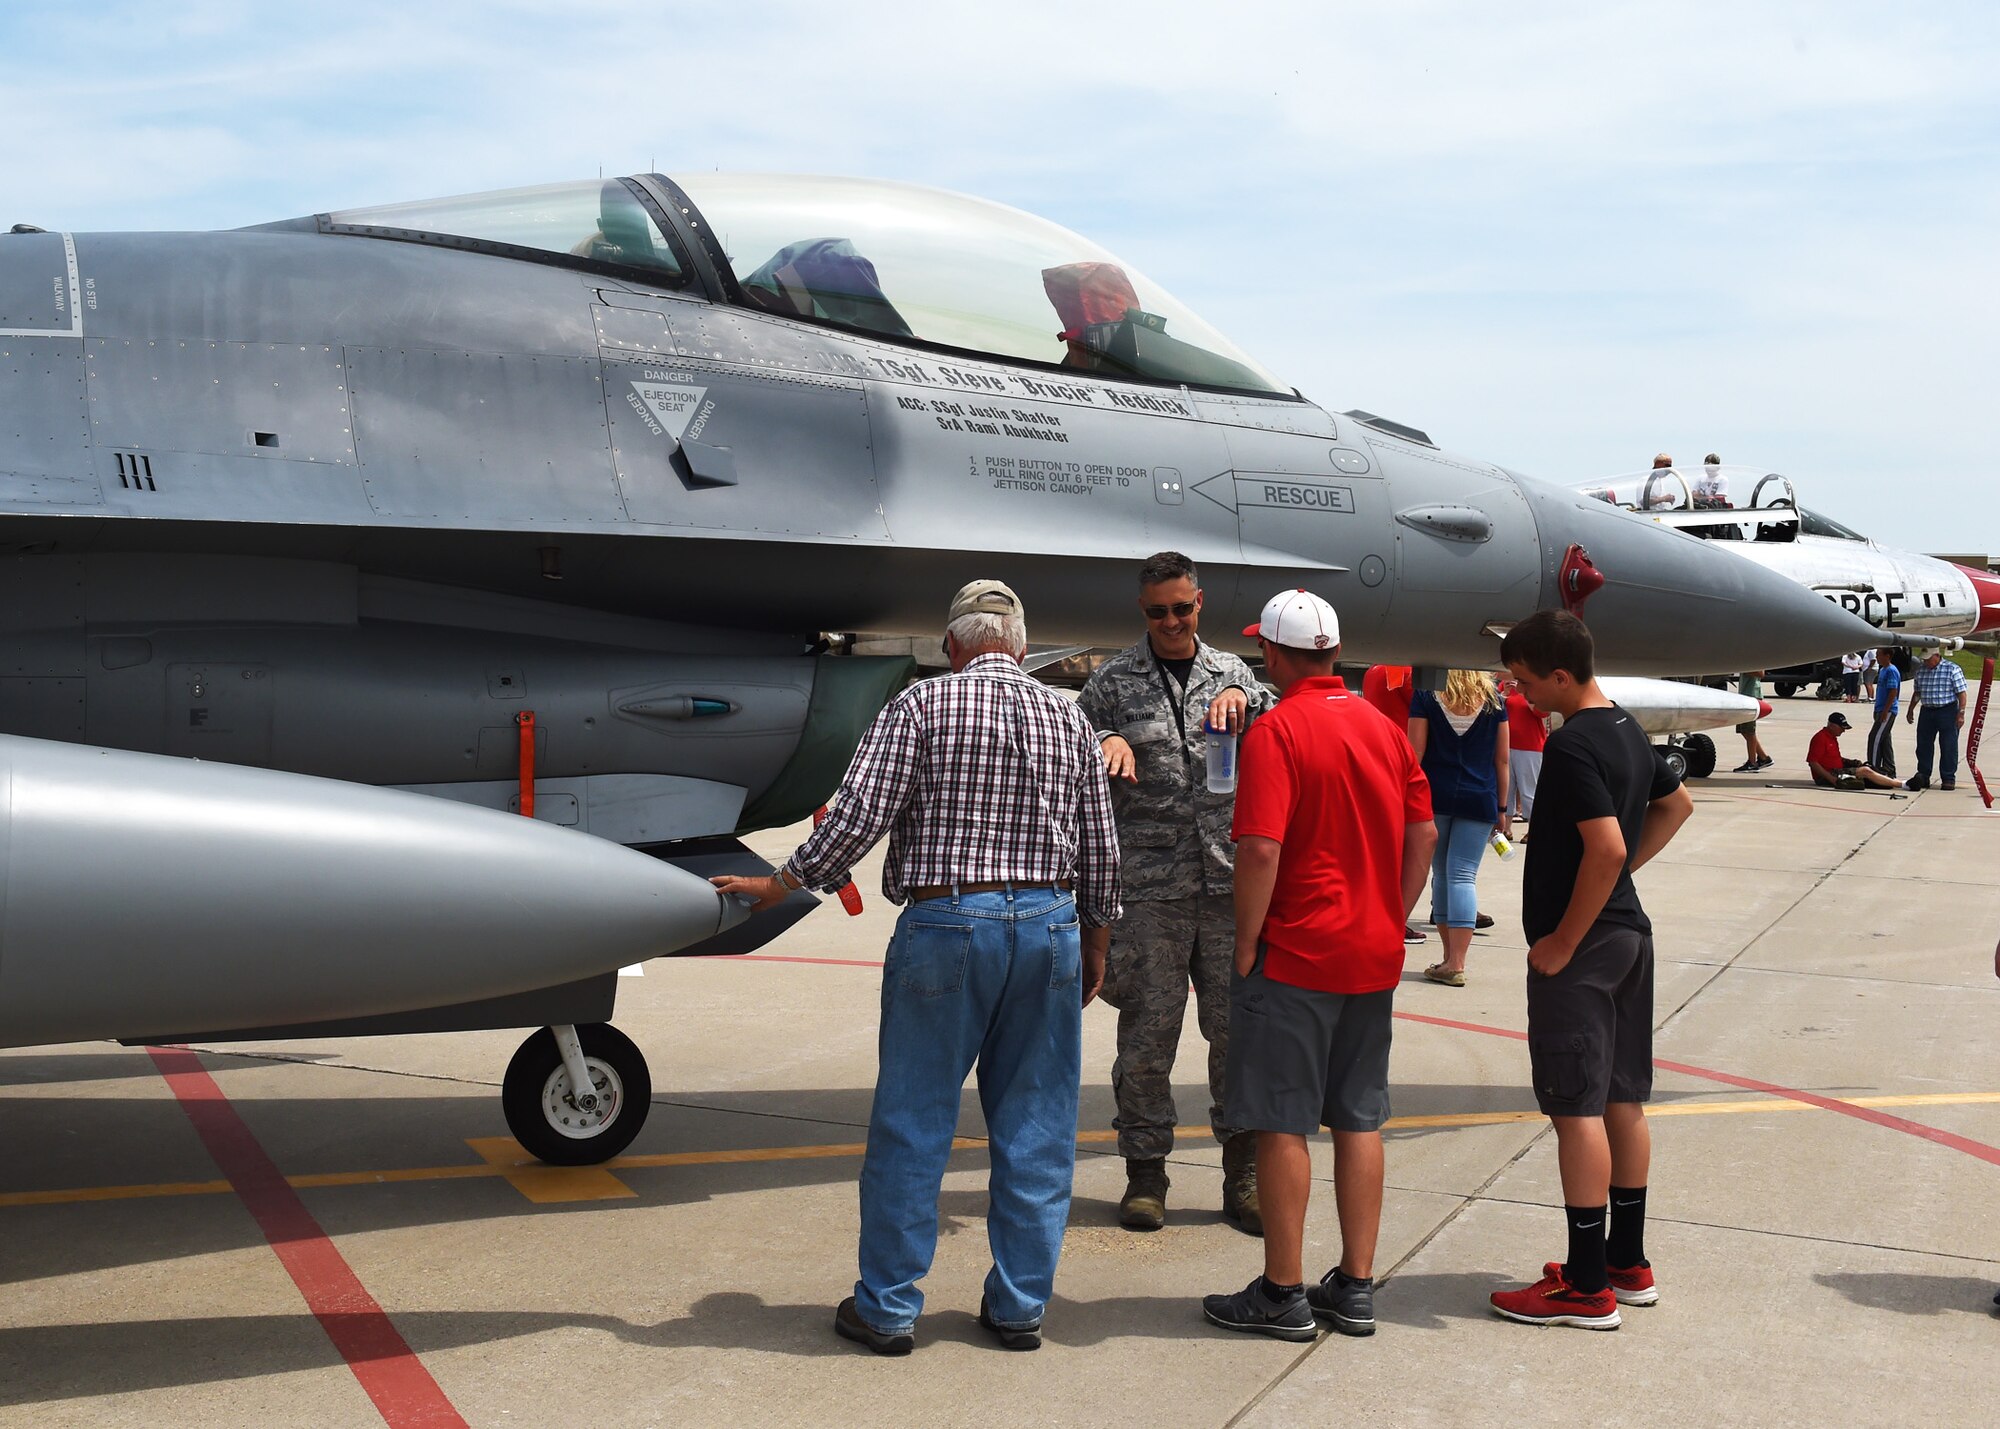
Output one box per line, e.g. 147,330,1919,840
1077,637,1275,902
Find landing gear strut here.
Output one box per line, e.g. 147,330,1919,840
501,1022,651,1165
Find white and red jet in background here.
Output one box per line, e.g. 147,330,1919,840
1577,465,2000,642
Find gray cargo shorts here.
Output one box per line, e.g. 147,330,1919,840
1222,946,1394,1135
1526,923,1654,1117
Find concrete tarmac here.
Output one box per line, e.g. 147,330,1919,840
2,693,1995,1427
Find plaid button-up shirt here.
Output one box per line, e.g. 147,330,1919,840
1910,658,1969,708
785,653,1123,927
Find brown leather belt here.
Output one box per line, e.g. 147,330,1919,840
909,879,1073,902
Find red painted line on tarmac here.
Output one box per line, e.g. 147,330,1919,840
147,1047,466,1429
705,960,2000,1165
1390,1011,2000,1165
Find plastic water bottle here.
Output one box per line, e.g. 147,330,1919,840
1204,720,1238,794
1489,829,1516,860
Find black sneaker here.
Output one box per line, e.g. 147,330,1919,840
1904,775,1929,791
1753,757,1775,770
1307,1267,1376,1337
835,1296,913,1356
1201,1276,1318,1342
1731,760,1758,773
977,1296,1041,1351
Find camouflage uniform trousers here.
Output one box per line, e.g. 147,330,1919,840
1102,893,1242,1161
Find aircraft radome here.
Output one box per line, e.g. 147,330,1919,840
0,174,1884,1161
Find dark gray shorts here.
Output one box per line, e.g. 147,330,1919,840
1525,923,1654,1117
1223,954,1393,1135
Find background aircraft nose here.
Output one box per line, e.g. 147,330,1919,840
1954,564,2000,634
1519,481,1883,674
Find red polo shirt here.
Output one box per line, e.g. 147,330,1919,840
1361,664,1414,732
1232,675,1434,993
1807,728,1844,773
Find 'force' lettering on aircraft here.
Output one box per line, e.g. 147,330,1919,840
1825,590,1907,628
1242,481,1355,513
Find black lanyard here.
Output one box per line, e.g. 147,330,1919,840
1153,647,1194,746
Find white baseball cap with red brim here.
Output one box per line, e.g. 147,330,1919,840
1243,588,1341,651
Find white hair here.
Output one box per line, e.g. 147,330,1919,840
948,609,1026,656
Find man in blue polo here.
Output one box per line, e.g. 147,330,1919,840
1903,649,1969,792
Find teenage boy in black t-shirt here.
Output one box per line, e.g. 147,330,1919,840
1491,610,1695,1329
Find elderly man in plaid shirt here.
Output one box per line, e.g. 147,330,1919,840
715,578,1121,1356
1903,648,1970,792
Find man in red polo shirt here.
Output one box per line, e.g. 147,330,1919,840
1201,590,1437,1342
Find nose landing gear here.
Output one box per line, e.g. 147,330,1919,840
501,1022,651,1165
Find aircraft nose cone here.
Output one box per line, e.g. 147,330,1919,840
1520,482,1883,674
1954,564,2000,634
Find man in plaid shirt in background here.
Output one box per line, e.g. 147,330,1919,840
715,578,1121,1356
1903,647,1970,792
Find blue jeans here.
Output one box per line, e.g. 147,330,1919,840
1428,814,1490,929
855,886,1082,1335
1914,705,1959,784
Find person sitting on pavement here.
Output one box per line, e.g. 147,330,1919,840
1077,550,1274,1237
712,579,1120,1357
1200,589,1436,1343
1409,671,1510,988
1807,712,1903,791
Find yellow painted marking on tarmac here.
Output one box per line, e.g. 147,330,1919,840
0,1176,235,1208
466,1136,638,1204
5,1093,1996,1211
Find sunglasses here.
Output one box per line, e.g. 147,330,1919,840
1143,601,1198,620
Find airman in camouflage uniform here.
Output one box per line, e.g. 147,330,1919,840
1078,552,1275,1234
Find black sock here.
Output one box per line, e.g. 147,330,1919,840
1260,1275,1304,1300
1608,1184,1648,1268
1563,1204,1608,1294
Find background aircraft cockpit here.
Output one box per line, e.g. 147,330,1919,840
1576,467,1877,546
669,173,1288,396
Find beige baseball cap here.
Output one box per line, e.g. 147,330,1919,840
1243,588,1341,651
947,578,1024,624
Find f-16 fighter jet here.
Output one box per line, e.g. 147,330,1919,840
0,174,1881,1160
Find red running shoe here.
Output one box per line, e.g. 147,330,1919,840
1607,1262,1657,1306
1490,1264,1621,1329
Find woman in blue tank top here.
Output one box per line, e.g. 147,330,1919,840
1408,670,1510,986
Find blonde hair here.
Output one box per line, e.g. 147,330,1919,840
1440,669,1500,716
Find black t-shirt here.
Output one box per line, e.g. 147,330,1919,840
1521,704,1681,944
1158,653,1197,693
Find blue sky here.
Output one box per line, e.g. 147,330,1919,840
4,0,1995,553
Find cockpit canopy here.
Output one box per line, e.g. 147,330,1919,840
322,173,1287,397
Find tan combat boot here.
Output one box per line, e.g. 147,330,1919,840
1119,1158,1169,1230
1222,1133,1263,1236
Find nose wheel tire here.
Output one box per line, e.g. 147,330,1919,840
501,1023,651,1165
1680,733,1717,779
1658,744,1690,781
